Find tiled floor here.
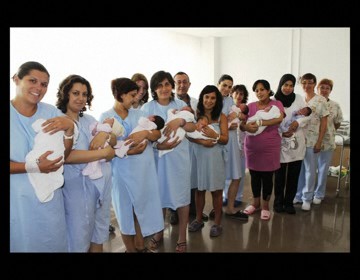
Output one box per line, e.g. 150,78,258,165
104,172,350,253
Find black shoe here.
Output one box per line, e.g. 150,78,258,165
285,205,296,214
169,210,179,225
225,210,248,221
109,224,115,233
274,205,284,213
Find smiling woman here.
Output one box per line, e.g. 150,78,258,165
10,61,76,252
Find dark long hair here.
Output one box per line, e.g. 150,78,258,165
56,74,93,117
111,78,139,103
197,85,223,121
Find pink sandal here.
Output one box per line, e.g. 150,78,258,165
243,205,261,215
261,209,271,220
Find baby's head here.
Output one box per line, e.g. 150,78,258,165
105,118,125,137
180,106,192,112
148,115,165,130
239,104,249,115
297,106,312,116
196,115,209,131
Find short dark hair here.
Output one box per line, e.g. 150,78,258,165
111,78,139,102
252,79,274,96
13,61,50,80
231,84,249,104
150,70,175,101
218,74,233,84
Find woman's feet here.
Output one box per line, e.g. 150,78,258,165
243,205,261,215
175,242,187,253
224,210,249,221
260,209,271,220
148,233,163,251
209,224,223,237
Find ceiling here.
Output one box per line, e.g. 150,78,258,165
170,27,296,38
169,28,248,38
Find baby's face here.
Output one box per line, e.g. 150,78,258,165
298,107,308,116
197,118,208,130
239,104,247,112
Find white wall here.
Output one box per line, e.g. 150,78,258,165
10,28,203,119
10,28,350,121
215,28,350,120
299,28,350,120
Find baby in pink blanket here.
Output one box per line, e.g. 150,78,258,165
82,118,125,179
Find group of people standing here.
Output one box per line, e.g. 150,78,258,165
10,61,343,253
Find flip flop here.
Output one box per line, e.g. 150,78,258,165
261,209,271,220
175,242,187,253
148,235,163,251
243,205,261,215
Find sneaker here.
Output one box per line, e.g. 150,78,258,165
209,224,223,237
293,198,302,204
313,197,322,205
169,210,179,225
301,201,311,211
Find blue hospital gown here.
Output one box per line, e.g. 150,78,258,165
100,108,164,236
222,96,242,180
10,101,68,252
62,114,112,252
141,99,192,210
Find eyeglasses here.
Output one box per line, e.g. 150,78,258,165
301,81,315,85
